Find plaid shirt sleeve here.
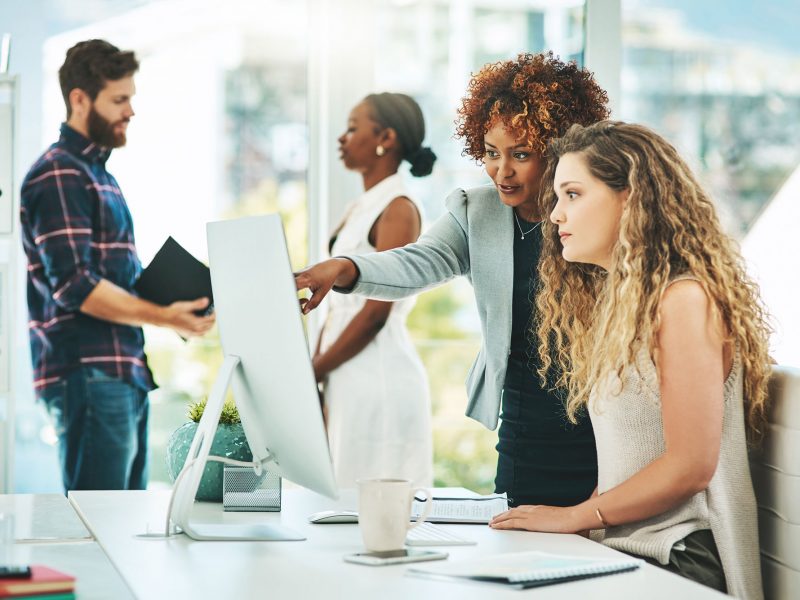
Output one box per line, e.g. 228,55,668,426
23,156,101,312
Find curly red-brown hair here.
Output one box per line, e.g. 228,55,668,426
456,52,609,161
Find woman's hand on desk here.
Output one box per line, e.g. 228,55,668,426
295,258,359,314
489,504,581,534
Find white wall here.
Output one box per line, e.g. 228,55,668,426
742,166,800,366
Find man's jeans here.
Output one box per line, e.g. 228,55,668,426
39,367,149,492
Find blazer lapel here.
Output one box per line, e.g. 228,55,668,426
471,188,514,338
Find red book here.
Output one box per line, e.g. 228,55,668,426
0,565,75,597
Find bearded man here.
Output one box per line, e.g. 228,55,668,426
20,39,215,492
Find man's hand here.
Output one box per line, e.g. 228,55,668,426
80,280,215,337
295,258,358,314
162,297,216,338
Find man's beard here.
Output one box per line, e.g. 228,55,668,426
87,106,128,148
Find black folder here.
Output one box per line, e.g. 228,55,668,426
134,237,213,314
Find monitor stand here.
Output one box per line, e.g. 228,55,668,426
168,354,305,541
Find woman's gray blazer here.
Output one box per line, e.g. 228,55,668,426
345,184,517,430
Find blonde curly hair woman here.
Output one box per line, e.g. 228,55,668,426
490,121,770,599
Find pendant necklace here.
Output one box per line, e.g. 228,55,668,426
514,211,542,240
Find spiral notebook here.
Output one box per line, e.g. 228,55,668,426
407,550,643,589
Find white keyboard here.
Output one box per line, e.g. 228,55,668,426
405,522,476,546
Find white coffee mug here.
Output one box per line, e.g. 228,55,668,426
357,478,433,552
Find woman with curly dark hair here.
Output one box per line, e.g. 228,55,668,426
297,53,609,505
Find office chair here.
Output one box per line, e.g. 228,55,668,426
749,365,800,600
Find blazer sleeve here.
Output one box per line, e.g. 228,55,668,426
343,188,471,301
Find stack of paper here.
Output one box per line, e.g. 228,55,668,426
411,493,509,524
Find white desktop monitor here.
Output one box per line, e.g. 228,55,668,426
170,214,338,541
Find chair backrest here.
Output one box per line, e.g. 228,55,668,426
750,365,800,600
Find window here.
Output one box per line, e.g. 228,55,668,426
621,0,800,363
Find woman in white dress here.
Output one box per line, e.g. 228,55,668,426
313,93,436,488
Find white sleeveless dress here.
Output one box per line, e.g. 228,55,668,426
320,173,433,488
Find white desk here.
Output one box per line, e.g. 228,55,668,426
68,488,727,600
0,494,134,599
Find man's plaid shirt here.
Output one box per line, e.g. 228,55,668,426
20,124,155,392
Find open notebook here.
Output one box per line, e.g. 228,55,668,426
408,550,643,589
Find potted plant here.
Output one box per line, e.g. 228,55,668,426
165,398,252,502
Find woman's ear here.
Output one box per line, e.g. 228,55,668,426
618,187,630,208
379,127,398,152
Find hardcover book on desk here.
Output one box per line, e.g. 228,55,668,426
134,237,213,312
0,564,75,598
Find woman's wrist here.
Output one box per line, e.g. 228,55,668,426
594,506,610,529
332,257,359,290
571,499,609,532
312,353,330,382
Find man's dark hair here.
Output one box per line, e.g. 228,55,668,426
59,39,139,118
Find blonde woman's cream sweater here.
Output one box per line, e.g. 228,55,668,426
590,278,763,599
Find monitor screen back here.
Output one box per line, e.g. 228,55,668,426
207,214,337,499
